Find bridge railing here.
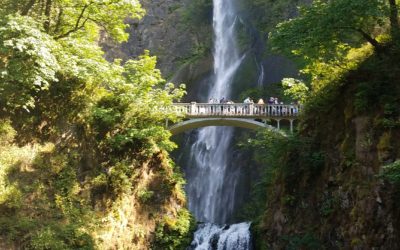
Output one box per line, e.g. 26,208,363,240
172,103,301,118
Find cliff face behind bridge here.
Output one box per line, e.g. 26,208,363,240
101,0,304,101
101,0,213,87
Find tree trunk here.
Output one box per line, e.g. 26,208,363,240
44,0,52,32
54,7,63,34
388,0,400,41
356,29,384,51
21,0,36,15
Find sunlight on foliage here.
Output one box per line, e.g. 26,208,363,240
281,78,309,103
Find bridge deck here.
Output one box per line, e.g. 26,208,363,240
172,103,300,119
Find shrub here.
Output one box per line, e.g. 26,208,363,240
281,232,322,250
153,209,196,250
137,188,154,203
380,160,400,185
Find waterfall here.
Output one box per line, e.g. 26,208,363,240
183,0,252,249
257,64,265,87
188,222,252,250
185,0,242,224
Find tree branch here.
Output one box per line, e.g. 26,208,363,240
54,4,90,39
53,0,120,40
55,18,89,40
333,26,382,50
355,28,382,49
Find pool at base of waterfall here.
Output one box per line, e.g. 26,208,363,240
188,222,252,250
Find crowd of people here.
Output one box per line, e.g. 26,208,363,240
196,96,299,116
208,96,288,105
208,97,236,104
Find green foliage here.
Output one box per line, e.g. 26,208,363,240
107,161,138,196
0,15,59,112
238,88,265,103
269,0,387,63
237,0,303,35
354,81,378,113
0,0,145,43
241,130,325,210
319,196,338,217
281,232,322,250
0,120,15,145
0,217,36,242
153,209,196,250
0,142,96,248
282,78,309,103
0,1,189,248
137,188,154,203
177,0,213,68
30,227,69,250
380,160,400,185
30,225,94,250
236,128,325,249
238,81,293,105
268,0,400,98
91,51,186,157
181,0,212,27
249,130,324,176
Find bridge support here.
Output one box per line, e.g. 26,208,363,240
190,102,196,115
168,118,282,135
277,119,281,130
290,119,294,133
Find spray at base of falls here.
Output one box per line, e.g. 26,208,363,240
188,223,252,250
183,0,253,249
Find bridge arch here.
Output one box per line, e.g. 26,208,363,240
168,118,280,135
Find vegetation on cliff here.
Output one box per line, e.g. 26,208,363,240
0,1,194,249
239,0,400,249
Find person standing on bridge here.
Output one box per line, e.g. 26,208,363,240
257,98,265,115
243,97,251,115
268,97,274,104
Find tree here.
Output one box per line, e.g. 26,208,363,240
0,0,185,143
92,51,186,155
0,15,60,112
282,78,309,103
0,0,145,42
269,0,400,64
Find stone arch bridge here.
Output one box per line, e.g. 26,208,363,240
168,102,300,135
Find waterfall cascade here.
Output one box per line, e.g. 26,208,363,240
184,0,253,249
188,223,252,250
258,64,265,87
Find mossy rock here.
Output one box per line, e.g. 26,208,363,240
377,132,393,163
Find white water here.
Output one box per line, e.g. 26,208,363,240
188,222,252,250
257,64,264,87
185,0,252,249
185,0,242,224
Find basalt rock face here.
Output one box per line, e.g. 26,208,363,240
258,53,400,249
102,0,213,81
101,0,307,98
